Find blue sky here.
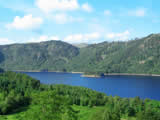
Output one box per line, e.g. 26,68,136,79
0,0,160,44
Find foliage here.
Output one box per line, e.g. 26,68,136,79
0,41,79,71
68,34,160,75
0,72,160,120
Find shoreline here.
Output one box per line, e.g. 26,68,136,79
13,70,160,77
82,73,160,77
81,74,101,78
14,70,84,74
104,73,160,77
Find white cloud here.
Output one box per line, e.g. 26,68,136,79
104,10,111,16
64,34,83,43
27,35,60,43
32,31,129,43
82,3,93,12
23,33,100,44
106,30,130,41
128,8,146,17
0,38,13,45
6,14,43,30
36,0,79,13
52,13,83,24
64,32,101,43
50,36,60,40
85,33,100,40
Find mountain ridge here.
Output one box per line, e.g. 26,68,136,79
0,33,160,75
0,40,79,71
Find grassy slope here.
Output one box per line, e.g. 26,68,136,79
1,105,136,120
73,105,136,120
73,105,105,120
0,106,39,120
0,105,100,120
2,99,160,120
3,99,159,120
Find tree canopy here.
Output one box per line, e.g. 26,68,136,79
0,72,160,120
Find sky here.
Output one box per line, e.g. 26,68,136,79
0,0,160,45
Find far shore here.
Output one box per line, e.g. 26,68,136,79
81,73,160,78
81,74,101,78
13,70,160,77
14,70,84,74
104,73,160,77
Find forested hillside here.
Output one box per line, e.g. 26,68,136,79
0,33,160,75
0,72,160,120
68,33,160,75
0,41,79,71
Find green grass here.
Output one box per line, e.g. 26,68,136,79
0,105,138,120
0,109,26,120
121,118,136,120
72,105,137,120
0,106,39,120
0,114,19,120
0,105,104,120
72,105,105,120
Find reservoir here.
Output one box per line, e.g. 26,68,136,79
24,72,160,100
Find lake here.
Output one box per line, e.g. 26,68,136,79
23,72,160,100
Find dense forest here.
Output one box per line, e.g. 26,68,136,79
0,71,160,120
0,33,160,75
0,41,79,71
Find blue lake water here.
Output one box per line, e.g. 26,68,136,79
23,72,160,100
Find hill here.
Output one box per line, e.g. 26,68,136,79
72,43,89,48
68,33,160,75
0,33,160,75
0,40,79,71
